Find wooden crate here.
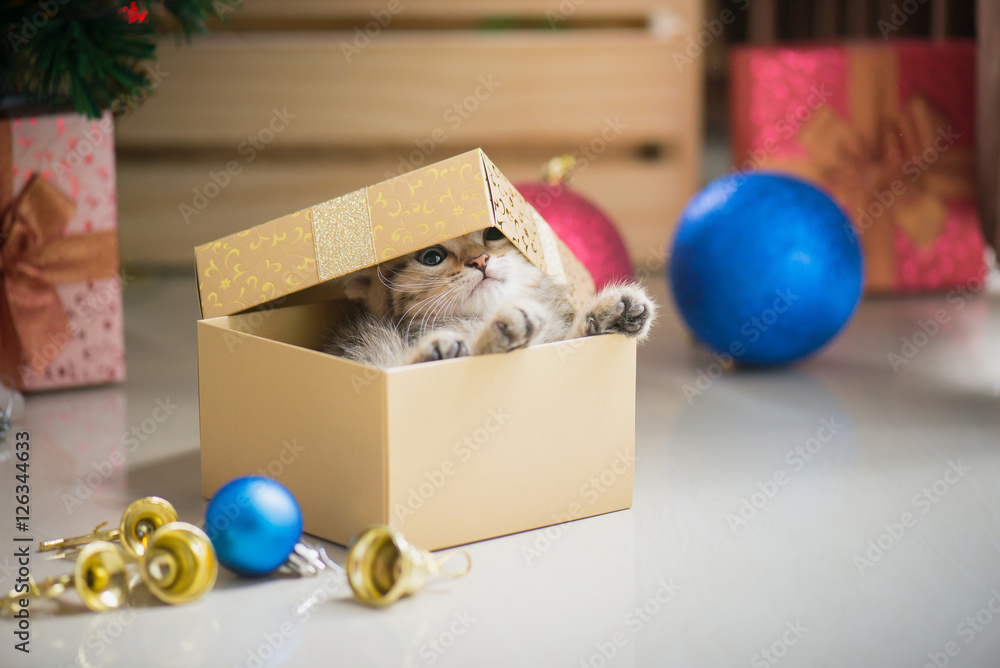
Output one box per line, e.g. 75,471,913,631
117,1,703,266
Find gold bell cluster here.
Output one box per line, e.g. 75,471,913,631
1,497,217,615
1,496,471,615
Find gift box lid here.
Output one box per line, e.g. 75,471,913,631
194,149,595,318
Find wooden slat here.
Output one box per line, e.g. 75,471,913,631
977,0,1000,251
116,31,694,150
228,0,696,21
846,0,869,37
748,0,776,43
117,152,694,268
930,0,949,38
813,0,839,38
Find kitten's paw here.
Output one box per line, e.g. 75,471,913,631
408,331,469,364
584,285,656,340
477,303,547,354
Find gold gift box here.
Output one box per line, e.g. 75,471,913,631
195,149,636,549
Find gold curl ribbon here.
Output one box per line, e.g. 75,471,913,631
0,120,119,389
760,47,975,292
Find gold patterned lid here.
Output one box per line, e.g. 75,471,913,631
194,149,594,319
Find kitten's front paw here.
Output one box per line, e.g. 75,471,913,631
408,331,469,364
584,285,655,340
476,303,546,354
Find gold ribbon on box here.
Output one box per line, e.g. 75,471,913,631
0,121,119,388
760,46,975,292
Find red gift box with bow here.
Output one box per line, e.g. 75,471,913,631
731,40,985,294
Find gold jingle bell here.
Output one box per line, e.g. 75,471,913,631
39,496,178,559
2,541,128,614
139,522,218,605
346,525,471,608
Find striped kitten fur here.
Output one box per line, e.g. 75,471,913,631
326,228,655,367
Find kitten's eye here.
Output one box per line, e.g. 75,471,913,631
483,227,505,242
415,246,446,266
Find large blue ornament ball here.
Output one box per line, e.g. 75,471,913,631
204,476,303,577
668,172,863,366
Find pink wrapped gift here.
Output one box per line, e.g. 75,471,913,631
731,40,984,294
0,111,125,391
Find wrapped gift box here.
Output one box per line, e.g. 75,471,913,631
1,111,125,391
195,149,635,549
730,40,984,293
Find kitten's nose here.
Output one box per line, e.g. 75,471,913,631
466,254,489,271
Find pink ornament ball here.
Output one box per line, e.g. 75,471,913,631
516,181,633,290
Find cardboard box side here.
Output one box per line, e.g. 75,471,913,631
384,334,635,550
198,310,389,546
217,298,356,351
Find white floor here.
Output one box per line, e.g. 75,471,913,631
2,274,999,668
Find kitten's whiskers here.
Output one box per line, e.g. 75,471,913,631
376,266,448,292
396,286,456,337
414,287,460,340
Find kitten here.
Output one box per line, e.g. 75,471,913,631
326,228,655,367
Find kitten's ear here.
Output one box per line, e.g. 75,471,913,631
343,269,374,301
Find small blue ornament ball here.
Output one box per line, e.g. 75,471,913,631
204,476,303,576
668,172,864,366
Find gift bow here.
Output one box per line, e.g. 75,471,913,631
0,173,118,386
760,48,976,290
